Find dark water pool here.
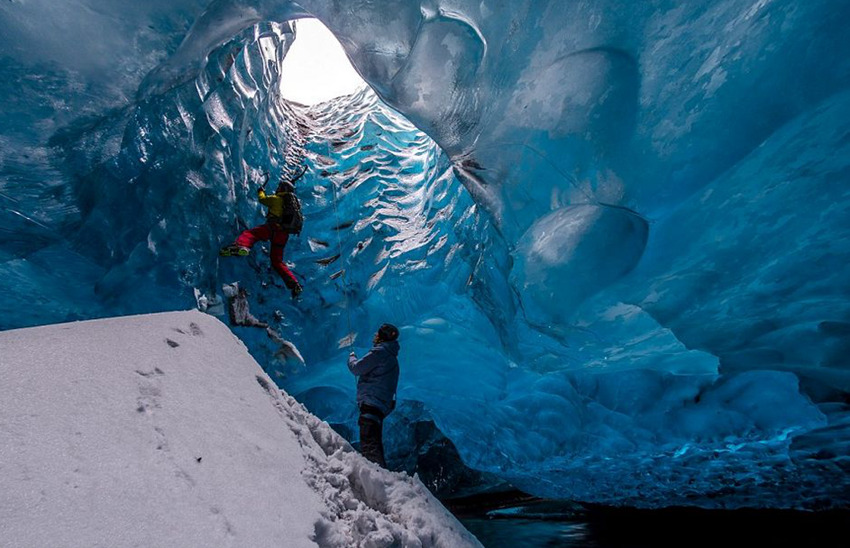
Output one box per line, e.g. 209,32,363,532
456,501,850,547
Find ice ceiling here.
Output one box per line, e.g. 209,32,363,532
1,0,849,508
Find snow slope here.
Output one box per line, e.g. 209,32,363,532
0,310,481,548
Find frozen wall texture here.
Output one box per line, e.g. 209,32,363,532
1,0,849,508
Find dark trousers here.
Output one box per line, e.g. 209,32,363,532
358,404,386,468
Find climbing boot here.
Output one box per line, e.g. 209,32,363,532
219,244,249,257
290,283,303,299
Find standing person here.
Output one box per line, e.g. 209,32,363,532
348,323,400,468
220,169,305,299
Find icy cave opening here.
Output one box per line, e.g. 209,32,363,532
180,14,850,509
278,18,366,105
2,1,850,513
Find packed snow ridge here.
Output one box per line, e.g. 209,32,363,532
0,310,481,548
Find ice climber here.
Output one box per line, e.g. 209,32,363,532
347,323,400,468
220,170,305,298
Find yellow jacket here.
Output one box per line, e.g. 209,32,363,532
258,189,285,219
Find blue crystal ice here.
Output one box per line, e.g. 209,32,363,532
1,0,849,508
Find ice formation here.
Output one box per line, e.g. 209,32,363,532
1,0,849,508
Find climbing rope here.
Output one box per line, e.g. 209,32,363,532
330,176,355,348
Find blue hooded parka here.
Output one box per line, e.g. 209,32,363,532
347,340,400,416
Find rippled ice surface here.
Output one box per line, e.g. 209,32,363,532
2,1,850,510
276,89,850,510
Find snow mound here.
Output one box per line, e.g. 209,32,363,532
0,310,481,548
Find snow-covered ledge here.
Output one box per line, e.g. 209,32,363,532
0,310,481,548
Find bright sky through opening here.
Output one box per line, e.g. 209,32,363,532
279,19,366,105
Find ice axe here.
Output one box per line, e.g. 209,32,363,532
285,164,309,185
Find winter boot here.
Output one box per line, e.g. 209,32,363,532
290,282,303,299
219,244,250,257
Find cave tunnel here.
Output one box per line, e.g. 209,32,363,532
2,0,850,517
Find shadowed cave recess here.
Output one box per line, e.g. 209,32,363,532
1,0,850,509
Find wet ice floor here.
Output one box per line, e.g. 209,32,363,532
461,517,589,547
457,502,850,547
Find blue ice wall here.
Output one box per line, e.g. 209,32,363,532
0,17,306,327
2,1,850,509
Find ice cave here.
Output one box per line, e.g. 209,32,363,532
2,0,849,523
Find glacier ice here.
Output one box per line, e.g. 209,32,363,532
1,0,850,509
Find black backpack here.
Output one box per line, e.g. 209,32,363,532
272,166,307,234
279,191,303,234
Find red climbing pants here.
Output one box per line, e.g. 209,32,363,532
235,224,299,289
